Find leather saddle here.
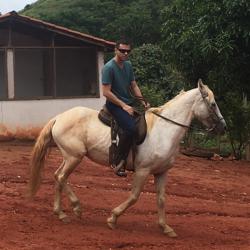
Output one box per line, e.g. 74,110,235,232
98,105,147,166
98,105,147,144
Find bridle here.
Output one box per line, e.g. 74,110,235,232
200,92,225,132
136,92,224,132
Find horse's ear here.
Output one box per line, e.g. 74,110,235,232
198,79,208,98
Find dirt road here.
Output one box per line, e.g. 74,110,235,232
0,144,249,249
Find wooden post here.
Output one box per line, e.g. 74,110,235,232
7,49,14,99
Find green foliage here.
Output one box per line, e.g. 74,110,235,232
139,84,165,107
184,131,232,157
160,0,250,157
130,44,168,90
222,92,250,159
129,43,185,103
21,0,170,47
161,0,250,97
160,0,250,158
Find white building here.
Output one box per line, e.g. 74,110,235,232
0,11,114,140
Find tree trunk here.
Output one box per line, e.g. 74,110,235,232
246,143,250,161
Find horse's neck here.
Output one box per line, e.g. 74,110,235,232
160,89,198,126
143,89,198,160
149,89,199,147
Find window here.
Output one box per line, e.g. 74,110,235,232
13,48,99,99
14,49,52,98
0,26,8,47
55,48,98,97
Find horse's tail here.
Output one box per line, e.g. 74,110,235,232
28,118,56,198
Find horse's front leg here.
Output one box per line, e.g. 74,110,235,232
154,171,177,237
107,168,150,229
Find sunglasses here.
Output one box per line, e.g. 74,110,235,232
117,48,131,54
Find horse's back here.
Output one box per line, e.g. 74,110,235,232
59,106,97,118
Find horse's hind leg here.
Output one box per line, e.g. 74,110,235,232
54,156,82,222
64,183,82,218
154,172,177,237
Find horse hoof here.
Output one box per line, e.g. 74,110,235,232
59,214,71,224
107,217,116,229
74,211,82,218
73,208,82,218
165,230,177,238
62,217,71,223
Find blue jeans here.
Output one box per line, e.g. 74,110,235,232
106,101,136,135
106,101,136,164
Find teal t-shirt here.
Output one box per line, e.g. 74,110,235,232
102,58,135,104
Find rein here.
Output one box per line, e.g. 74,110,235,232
151,111,191,129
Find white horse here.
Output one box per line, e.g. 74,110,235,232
28,80,226,237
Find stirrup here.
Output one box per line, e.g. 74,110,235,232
116,169,127,177
111,160,127,177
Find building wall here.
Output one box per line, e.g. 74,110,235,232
0,51,105,140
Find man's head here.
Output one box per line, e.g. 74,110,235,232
115,39,131,61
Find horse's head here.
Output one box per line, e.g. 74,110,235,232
193,79,227,134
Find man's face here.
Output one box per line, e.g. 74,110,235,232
115,43,131,61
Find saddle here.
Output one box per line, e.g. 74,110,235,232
98,105,147,167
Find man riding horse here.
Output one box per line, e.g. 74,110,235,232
28,79,226,236
102,39,150,177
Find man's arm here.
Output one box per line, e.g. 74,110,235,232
131,80,143,98
102,84,134,115
130,81,150,108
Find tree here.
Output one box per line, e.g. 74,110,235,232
161,0,250,97
222,92,250,159
129,44,185,106
21,0,170,47
161,0,250,158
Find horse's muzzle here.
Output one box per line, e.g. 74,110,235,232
214,118,227,135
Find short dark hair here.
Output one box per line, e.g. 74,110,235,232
115,39,131,48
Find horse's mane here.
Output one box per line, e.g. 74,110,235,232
146,90,186,131
145,85,214,131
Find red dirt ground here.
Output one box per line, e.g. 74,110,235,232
0,143,250,250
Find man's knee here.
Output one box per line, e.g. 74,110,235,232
125,121,136,135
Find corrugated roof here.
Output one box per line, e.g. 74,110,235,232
0,11,115,49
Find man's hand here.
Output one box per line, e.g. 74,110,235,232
122,104,134,115
143,101,151,110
